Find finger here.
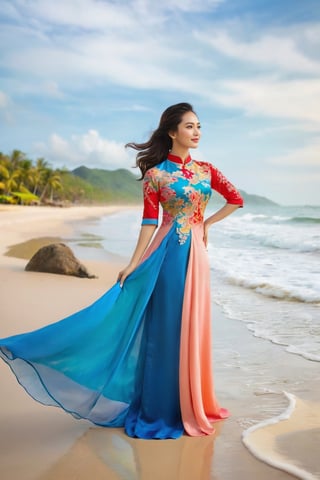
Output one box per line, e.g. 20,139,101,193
203,234,207,247
119,273,127,288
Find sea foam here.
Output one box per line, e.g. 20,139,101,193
242,392,320,480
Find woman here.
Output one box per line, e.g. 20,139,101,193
0,103,243,439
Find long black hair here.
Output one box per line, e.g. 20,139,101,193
126,102,195,179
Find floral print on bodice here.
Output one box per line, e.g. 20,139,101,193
142,153,243,245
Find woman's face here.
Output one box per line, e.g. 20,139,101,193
170,111,201,151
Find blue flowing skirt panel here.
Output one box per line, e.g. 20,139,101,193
0,225,190,438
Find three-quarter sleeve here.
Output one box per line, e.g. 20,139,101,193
141,169,160,226
210,164,244,206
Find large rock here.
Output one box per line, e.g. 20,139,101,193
25,243,96,278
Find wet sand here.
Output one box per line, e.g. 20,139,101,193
243,395,320,479
0,205,319,480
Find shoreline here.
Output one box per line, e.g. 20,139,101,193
0,203,139,250
0,205,319,479
243,393,320,480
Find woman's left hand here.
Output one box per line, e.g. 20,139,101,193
203,221,209,248
203,203,241,248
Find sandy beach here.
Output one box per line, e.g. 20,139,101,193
0,205,319,480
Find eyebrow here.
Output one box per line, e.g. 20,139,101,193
184,121,201,126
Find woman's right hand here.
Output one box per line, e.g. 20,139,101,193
117,264,136,288
116,224,157,288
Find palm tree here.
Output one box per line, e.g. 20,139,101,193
10,150,26,171
40,169,62,202
16,159,33,191
3,169,20,195
35,157,49,171
0,163,9,192
33,158,49,196
29,167,44,195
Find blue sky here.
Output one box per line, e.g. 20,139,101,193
0,0,320,205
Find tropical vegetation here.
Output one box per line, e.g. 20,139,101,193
0,150,142,205
0,150,63,205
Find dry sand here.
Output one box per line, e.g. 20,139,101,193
0,205,319,480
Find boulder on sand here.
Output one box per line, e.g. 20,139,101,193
25,243,96,278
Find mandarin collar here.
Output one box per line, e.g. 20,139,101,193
168,152,192,165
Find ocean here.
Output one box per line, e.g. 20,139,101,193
70,203,320,365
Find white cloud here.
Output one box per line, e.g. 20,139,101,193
43,81,64,99
259,169,320,206
3,18,318,134
0,91,9,108
5,0,223,31
303,23,320,45
248,122,320,137
140,0,225,13
4,1,318,130
34,130,132,170
1,1,21,20
195,29,320,74
197,23,320,127
1,28,201,95
0,90,15,125
267,138,320,167
0,0,224,95
9,0,135,30
211,77,320,124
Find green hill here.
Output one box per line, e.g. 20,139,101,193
72,166,141,202
239,190,278,206
57,166,142,204
208,188,278,207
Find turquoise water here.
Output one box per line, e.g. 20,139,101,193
69,204,320,364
